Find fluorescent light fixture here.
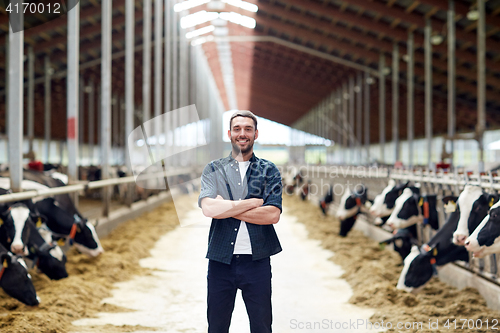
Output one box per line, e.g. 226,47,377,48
180,10,219,29
174,0,210,12
186,25,215,39
222,0,258,12
467,9,479,21
219,11,256,29
431,34,444,45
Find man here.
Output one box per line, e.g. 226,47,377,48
199,110,282,333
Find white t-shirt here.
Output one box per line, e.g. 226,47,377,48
233,161,252,254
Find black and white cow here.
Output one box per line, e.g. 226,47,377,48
0,201,33,255
369,179,409,225
0,242,39,306
0,190,68,280
34,197,103,257
386,187,440,230
26,221,68,280
444,185,498,246
465,200,500,258
319,185,334,215
0,175,104,257
336,185,370,237
379,225,418,263
397,208,469,293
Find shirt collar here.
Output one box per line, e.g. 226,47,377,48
227,152,258,163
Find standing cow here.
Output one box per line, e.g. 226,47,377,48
370,180,408,225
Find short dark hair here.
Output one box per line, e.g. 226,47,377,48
229,110,257,130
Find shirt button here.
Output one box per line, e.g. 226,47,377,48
231,242,234,245
238,183,241,185
231,164,233,166
236,169,238,171
234,228,237,231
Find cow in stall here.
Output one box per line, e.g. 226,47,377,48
319,185,334,215
379,228,419,265
0,175,104,257
396,186,495,292
336,185,371,237
0,242,39,306
465,200,500,258
370,179,409,226
0,189,68,279
386,187,440,231
448,185,498,245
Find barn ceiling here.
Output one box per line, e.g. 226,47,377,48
0,0,500,144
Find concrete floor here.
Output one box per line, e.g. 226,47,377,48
72,199,379,333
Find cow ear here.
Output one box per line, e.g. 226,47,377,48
442,195,458,205
487,194,499,208
0,254,9,268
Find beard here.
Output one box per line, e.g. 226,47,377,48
230,136,254,155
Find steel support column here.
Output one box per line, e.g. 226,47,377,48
477,0,486,172
348,76,355,162
379,54,385,163
143,0,152,135
88,80,95,164
8,12,24,193
364,71,370,163
67,1,80,193
125,0,135,206
392,43,399,163
356,72,362,163
154,0,163,162
27,45,34,154
164,0,172,168
408,32,415,168
101,0,112,216
448,0,456,162
44,55,52,163
425,18,433,169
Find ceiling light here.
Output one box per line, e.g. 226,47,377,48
431,35,444,45
354,86,361,93
180,11,219,29
366,77,374,85
383,67,391,75
467,9,479,21
174,0,210,12
402,54,409,62
219,12,256,29
186,25,215,39
222,0,258,12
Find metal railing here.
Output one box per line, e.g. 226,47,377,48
0,167,197,204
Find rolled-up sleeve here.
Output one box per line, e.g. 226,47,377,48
198,163,218,208
262,164,282,213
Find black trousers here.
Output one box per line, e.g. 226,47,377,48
207,255,272,333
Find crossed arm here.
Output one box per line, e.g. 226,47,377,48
201,196,280,225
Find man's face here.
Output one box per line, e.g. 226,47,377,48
228,116,258,155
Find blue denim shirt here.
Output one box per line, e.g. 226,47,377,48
198,153,283,264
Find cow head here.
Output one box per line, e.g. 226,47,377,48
0,251,39,306
444,185,497,246
397,209,468,293
337,185,370,237
387,187,421,229
370,180,408,218
34,198,104,257
465,201,500,258
379,228,418,263
396,245,435,293
29,223,68,280
0,203,32,255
